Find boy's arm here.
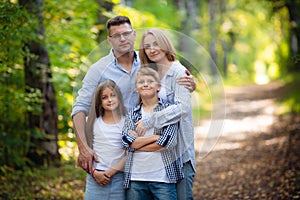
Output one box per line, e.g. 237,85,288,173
137,142,164,152
137,122,179,152
129,133,160,149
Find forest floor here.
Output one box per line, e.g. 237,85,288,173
193,81,300,199
1,81,300,199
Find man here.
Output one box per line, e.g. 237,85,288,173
72,16,196,199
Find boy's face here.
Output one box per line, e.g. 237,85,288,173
136,75,161,99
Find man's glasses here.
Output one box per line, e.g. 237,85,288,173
109,30,133,40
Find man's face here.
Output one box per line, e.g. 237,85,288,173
107,23,136,56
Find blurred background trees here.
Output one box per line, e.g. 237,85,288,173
0,0,299,170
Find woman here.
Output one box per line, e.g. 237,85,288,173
138,28,196,200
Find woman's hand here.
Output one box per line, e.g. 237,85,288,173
135,120,146,136
177,69,197,92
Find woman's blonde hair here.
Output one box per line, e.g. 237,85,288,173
139,28,176,68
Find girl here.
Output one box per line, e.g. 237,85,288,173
84,79,126,200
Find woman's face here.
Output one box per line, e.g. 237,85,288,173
143,34,166,64
101,87,119,112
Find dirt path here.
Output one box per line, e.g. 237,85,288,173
193,82,300,199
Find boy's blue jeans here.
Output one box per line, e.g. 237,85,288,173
126,181,177,200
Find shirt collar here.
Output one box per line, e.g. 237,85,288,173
133,98,164,112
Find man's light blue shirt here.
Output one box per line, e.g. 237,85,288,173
71,49,140,117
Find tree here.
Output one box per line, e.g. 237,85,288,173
19,0,60,166
271,0,300,71
94,0,114,43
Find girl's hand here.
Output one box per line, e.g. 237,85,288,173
93,169,111,186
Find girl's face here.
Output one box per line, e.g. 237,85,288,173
101,87,119,112
143,34,167,64
136,75,161,99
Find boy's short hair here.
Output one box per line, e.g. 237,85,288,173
136,67,160,85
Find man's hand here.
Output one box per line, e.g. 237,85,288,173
77,146,99,174
177,69,197,92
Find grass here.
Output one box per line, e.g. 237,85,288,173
0,160,86,199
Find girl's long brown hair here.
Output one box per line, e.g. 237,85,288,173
94,79,126,117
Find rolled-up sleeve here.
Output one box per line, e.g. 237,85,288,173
122,112,137,148
142,63,191,129
71,64,103,117
156,121,178,149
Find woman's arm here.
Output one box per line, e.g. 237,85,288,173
140,68,192,130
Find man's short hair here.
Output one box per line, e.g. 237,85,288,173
106,16,132,30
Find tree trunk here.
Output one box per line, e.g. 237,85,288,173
174,0,199,73
209,0,218,80
94,0,113,43
19,0,60,166
286,1,300,71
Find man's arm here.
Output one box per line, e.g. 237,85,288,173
73,112,98,174
72,64,103,173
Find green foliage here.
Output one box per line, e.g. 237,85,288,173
0,161,86,199
1,0,298,171
131,0,180,28
43,0,99,138
276,73,300,114
0,1,41,168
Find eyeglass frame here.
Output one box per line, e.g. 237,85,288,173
109,30,134,40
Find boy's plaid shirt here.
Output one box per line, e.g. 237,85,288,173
122,98,184,189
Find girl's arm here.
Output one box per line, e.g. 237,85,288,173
106,155,126,177
93,154,126,185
